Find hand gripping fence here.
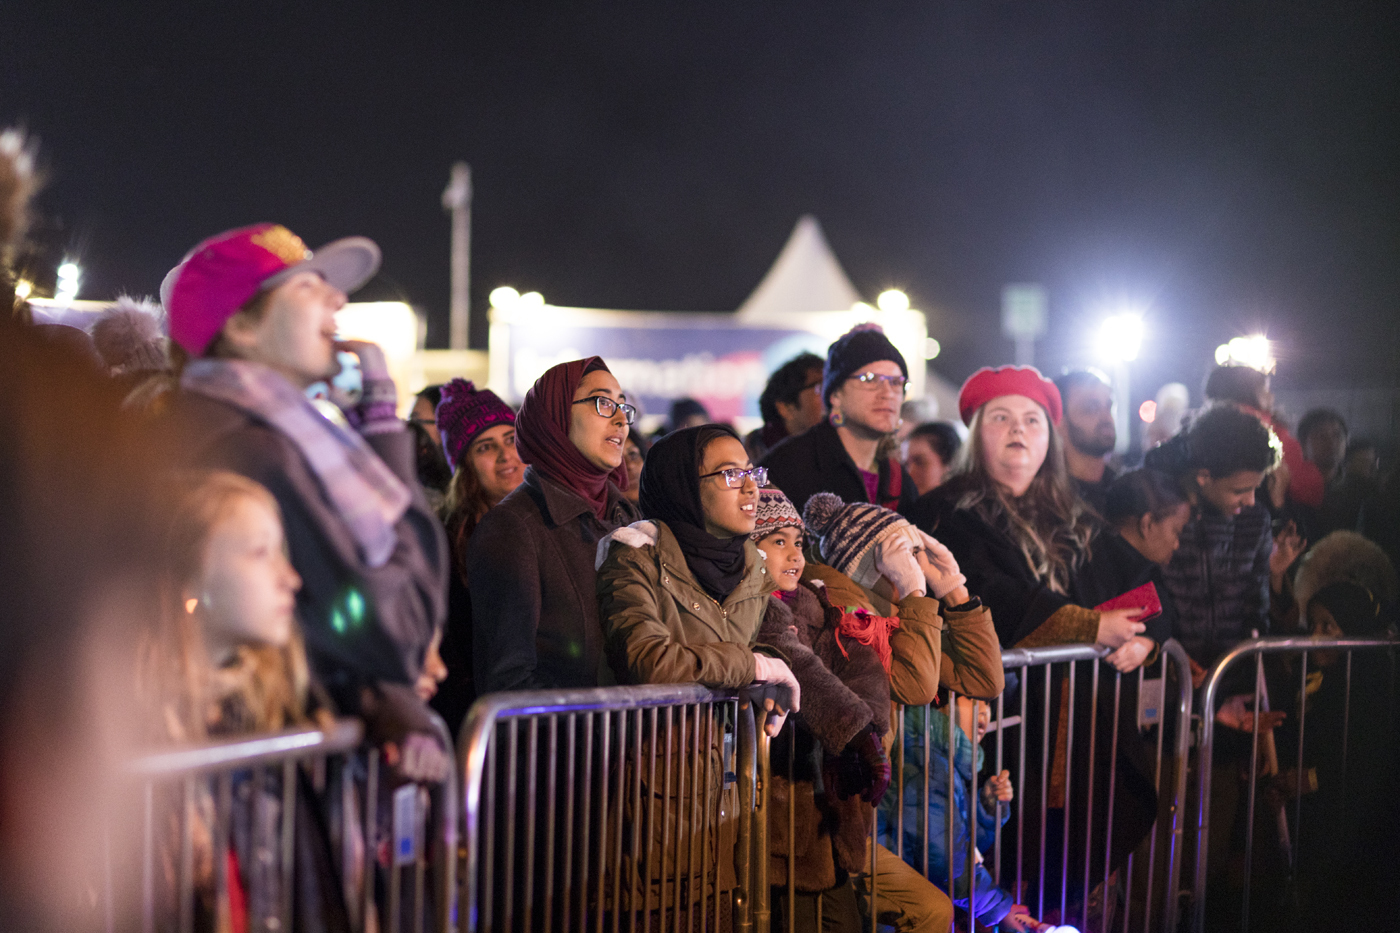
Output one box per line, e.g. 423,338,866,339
1190,633,1399,933
108,714,458,933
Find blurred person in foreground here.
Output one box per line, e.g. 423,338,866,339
162,223,449,783
745,351,825,461
430,378,524,733
1054,369,1118,515
901,421,961,498
762,324,917,515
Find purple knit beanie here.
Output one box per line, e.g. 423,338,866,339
436,378,515,467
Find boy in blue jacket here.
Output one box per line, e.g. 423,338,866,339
880,691,1061,932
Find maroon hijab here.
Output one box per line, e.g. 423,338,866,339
515,357,630,520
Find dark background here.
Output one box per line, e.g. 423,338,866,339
5,2,1398,406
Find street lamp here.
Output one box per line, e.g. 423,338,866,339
877,289,910,313
1096,312,1144,454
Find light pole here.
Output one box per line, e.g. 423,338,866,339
1096,313,1144,455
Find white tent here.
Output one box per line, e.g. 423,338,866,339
735,215,862,319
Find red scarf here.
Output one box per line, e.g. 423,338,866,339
835,606,900,674
514,357,630,520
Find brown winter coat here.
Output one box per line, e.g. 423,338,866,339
596,520,774,688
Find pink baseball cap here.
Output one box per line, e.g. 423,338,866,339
161,223,381,355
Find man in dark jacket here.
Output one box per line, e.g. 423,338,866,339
761,326,916,515
1054,369,1118,515
164,223,450,781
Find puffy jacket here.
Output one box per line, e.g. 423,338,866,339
1161,502,1273,668
596,520,773,688
878,704,1015,928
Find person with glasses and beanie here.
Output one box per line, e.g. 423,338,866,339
467,357,641,694
761,324,918,516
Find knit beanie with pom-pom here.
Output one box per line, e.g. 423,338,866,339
801,491,922,589
91,297,169,374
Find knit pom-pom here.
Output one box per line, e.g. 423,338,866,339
802,491,845,536
91,296,168,372
439,377,477,404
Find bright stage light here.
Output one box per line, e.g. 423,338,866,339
518,291,545,309
924,337,941,360
1097,313,1144,363
1214,334,1275,373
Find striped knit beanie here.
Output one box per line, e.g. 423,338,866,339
750,488,804,542
436,378,515,467
802,491,922,589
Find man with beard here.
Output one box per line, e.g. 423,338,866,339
761,325,917,515
1054,369,1118,515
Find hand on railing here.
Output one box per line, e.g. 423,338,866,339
981,769,1014,812
1095,606,1147,649
828,724,891,803
1214,694,1286,734
360,681,450,784
747,654,801,736
1105,634,1155,672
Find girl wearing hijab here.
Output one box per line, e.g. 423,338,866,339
467,357,640,694
596,424,800,720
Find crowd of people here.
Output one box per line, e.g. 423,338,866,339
4,166,1398,931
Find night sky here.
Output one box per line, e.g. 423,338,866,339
6,3,1398,399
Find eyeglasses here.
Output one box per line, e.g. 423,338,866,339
852,371,908,393
572,395,637,424
699,466,769,488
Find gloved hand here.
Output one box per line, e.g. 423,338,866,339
916,530,968,600
830,724,892,803
874,535,926,600
335,339,400,435
359,681,451,785
746,654,801,737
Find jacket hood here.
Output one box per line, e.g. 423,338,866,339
1294,530,1398,620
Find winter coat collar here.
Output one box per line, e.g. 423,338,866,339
527,464,631,529
599,519,773,612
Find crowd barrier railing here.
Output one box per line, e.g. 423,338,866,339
1190,633,1400,933
112,714,456,933
867,639,1194,933
457,684,755,933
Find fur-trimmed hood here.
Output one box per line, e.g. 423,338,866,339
1294,530,1398,618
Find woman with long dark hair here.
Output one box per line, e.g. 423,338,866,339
467,357,640,694
908,366,1150,920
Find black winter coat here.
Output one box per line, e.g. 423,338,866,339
467,465,639,694
760,419,916,516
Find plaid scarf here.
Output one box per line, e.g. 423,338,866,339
182,359,411,568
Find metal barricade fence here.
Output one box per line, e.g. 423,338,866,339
457,685,761,933
110,715,457,933
1190,634,1400,933
870,639,1193,933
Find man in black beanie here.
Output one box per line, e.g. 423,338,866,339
761,324,917,515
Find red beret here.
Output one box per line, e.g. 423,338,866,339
958,365,1063,426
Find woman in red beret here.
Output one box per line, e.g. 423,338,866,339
907,365,1152,921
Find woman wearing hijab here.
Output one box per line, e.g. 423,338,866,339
467,357,640,694
596,424,799,711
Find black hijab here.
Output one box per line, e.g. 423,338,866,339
639,424,748,603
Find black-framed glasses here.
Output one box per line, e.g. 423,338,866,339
852,371,908,393
699,466,769,488
572,395,637,424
